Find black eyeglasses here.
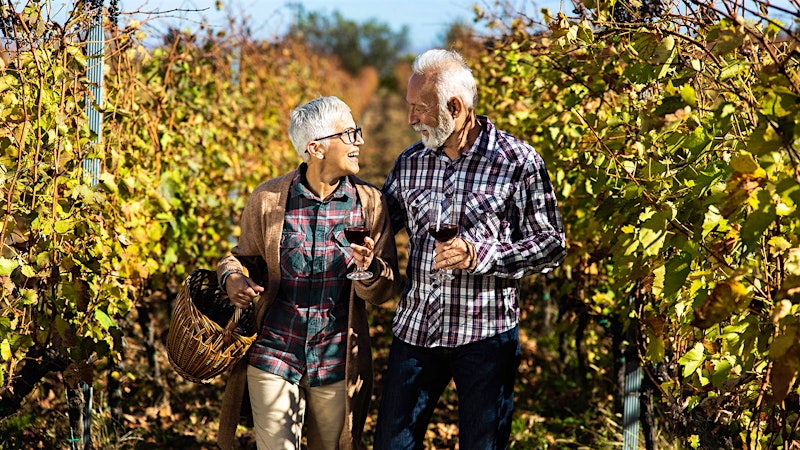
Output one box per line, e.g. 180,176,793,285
314,127,362,145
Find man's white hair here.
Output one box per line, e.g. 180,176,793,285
412,49,477,112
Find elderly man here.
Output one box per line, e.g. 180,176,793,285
376,49,567,449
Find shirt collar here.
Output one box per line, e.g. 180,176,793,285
292,163,353,202
472,115,494,159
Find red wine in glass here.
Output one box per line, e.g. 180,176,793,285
428,194,456,281
427,223,458,242
345,211,373,280
344,226,369,245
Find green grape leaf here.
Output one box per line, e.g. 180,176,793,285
679,343,706,377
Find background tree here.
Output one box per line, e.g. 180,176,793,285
287,6,410,89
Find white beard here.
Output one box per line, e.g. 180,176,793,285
414,108,455,150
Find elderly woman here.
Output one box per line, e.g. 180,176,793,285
216,96,400,450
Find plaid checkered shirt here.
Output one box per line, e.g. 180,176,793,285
382,116,567,348
249,168,358,386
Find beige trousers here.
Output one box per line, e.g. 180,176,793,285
246,365,346,450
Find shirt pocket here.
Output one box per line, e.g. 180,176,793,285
404,188,433,239
463,189,510,242
280,231,311,278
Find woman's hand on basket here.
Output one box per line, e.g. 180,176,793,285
226,273,264,309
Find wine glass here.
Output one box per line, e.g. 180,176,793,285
344,210,373,280
427,193,457,282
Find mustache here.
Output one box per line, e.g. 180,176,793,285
413,124,431,132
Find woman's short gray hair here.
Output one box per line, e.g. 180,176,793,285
412,49,477,112
288,96,352,163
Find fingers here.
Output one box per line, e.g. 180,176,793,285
230,296,252,309
226,274,262,308
231,291,257,308
363,236,375,249
350,243,374,270
433,238,471,270
245,278,265,294
350,236,375,270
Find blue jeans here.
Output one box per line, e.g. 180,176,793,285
374,326,521,450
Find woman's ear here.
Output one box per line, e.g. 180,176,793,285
307,141,326,160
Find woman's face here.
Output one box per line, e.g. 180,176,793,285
318,114,364,177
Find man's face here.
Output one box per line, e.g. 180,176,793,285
406,74,455,150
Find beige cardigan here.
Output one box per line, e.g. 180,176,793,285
215,171,400,450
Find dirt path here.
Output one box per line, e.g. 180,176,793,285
357,87,418,187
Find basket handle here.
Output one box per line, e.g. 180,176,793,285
225,308,242,333
224,295,259,333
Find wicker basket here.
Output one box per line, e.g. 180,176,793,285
167,268,257,384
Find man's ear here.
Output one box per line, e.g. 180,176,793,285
448,98,463,117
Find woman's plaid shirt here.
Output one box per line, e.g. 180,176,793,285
382,116,567,348
249,170,358,386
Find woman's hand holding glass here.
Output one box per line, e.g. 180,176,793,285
345,210,374,280
349,236,375,279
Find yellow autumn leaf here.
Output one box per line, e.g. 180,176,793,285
730,152,760,173
0,339,11,361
